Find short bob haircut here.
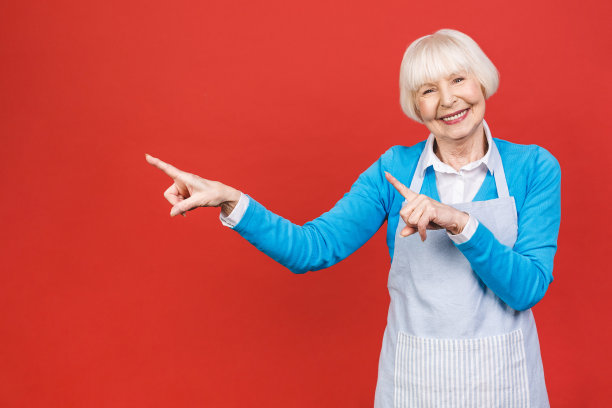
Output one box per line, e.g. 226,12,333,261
399,29,499,123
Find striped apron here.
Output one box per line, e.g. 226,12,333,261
373,137,549,407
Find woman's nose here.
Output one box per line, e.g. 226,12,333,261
440,88,457,107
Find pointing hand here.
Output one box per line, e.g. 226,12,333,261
384,172,469,241
145,154,240,217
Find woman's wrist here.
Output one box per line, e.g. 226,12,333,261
446,210,470,235
220,187,241,216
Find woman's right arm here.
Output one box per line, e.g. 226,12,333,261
146,150,395,274
228,151,393,274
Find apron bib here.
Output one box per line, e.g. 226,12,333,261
373,136,549,408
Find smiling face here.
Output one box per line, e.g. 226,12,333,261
415,71,486,145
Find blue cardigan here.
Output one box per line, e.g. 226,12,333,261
231,138,561,311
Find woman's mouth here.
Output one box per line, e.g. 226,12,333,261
439,108,469,124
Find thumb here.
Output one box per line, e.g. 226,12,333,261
400,225,417,237
170,196,200,217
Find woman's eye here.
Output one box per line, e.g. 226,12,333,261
423,89,434,95
453,77,464,83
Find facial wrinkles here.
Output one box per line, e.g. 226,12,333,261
415,74,487,170
418,87,460,121
417,74,483,123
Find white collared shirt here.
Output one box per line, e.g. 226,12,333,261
220,133,492,244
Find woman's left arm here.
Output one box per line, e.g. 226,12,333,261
455,147,562,311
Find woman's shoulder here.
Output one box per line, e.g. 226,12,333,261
494,138,561,190
493,138,560,171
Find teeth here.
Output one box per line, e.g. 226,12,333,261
442,109,467,121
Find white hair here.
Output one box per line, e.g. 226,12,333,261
399,29,499,123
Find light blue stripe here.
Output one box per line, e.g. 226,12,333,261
395,330,529,407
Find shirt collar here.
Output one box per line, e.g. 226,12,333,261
420,119,495,176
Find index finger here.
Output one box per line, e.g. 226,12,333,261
384,171,417,200
145,154,183,179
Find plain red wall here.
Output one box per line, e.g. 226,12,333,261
1,0,611,406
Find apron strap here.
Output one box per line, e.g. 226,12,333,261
408,151,427,193
483,120,510,199
488,138,510,198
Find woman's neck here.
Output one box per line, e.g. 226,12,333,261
434,125,488,171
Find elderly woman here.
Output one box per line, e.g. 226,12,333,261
146,29,560,408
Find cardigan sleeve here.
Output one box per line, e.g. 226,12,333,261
230,149,393,274
455,146,561,311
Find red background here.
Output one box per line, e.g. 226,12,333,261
1,0,611,406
